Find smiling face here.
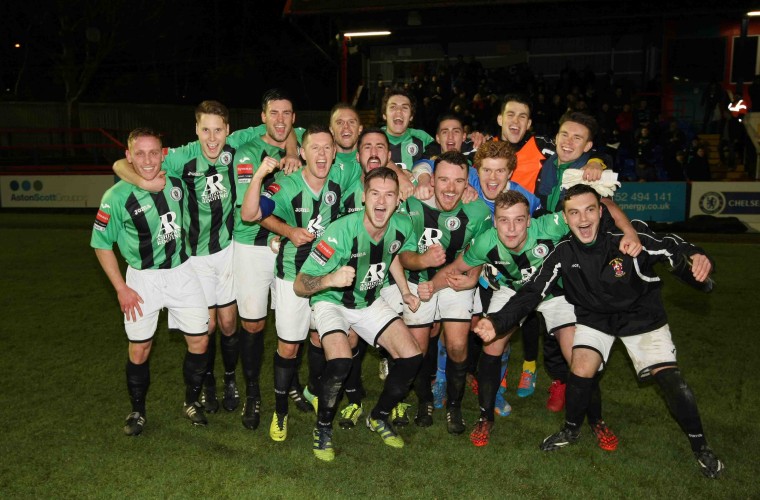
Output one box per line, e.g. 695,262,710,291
383,95,413,137
261,99,295,146
494,201,530,251
363,176,399,232
555,120,593,164
433,160,468,212
330,108,362,152
195,113,229,163
436,118,464,152
478,157,511,201
357,132,391,175
563,191,603,244
300,132,335,182
126,135,163,182
497,101,531,144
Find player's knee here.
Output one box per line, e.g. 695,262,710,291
128,341,152,364
184,333,209,354
241,319,265,334
569,348,601,378
277,342,299,359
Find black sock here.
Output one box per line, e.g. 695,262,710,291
654,368,707,452
371,354,423,421
274,352,296,415
466,332,483,375
413,338,437,404
477,353,501,421
565,372,594,432
290,342,305,391
521,312,540,363
183,350,208,405
126,359,150,415
307,341,326,396
317,358,352,428
240,331,264,399
586,374,603,424
446,360,469,408
543,330,568,383
344,345,364,405
204,331,217,387
220,330,240,383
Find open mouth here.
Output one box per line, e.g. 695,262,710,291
367,156,382,169
576,223,594,239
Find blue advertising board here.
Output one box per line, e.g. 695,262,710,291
613,182,687,222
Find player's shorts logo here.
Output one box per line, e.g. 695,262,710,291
406,143,419,157
170,187,183,201
445,216,461,231
220,151,232,166
324,191,337,206
698,191,725,215
532,244,549,258
388,240,401,254
609,257,625,278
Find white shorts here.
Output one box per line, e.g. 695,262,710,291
573,324,678,380
273,277,314,343
383,282,474,327
312,299,401,347
485,289,575,334
189,244,236,308
233,241,276,321
124,261,209,342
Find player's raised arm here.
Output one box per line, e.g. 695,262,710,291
240,157,278,221
601,197,642,257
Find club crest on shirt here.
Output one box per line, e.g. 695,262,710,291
323,191,337,206
445,216,461,231
532,244,549,258
406,143,419,157
388,240,401,254
170,187,183,201
609,257,625,278
220,151,232,166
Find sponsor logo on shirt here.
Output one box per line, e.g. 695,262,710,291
133,204,152,216
237,163,253,183
311,240,335,266
201,174,229,204
157,211,182,245
94,209,110,231
267,183,281,195
360,263,386,291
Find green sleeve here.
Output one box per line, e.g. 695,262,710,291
532,212,569,241
300,220,350,276
90,188,122,250
162,142,198,176
462,231,491,267
228,124,267,148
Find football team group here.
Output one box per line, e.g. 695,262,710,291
90,87,723,477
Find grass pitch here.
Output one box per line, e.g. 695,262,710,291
1,212,758,498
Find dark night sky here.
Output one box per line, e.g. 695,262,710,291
1,0,338,108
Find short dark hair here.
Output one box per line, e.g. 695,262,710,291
382,87,416,117
195,100,229,124
559,112,598,141
127,127,162,148
434,150,468,171
357,127,389,149
261,88,294,112
364,166,399,192
562,183,601,210
301,124,333,146
501,94,532,116
437,114,464,133
494,190,530,212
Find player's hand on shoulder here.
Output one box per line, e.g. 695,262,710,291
690,254,712,282
469,131,486,149
142,170,166,193
280,154,302,174
581,162,603,182
461,185,479,204
402,292,421,312
117,287,144,323
329,266,356,287
473,317,496,342
416,282,435,302
289,227,315,246
423,244,446,268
